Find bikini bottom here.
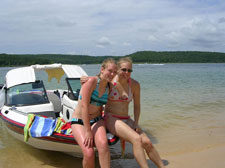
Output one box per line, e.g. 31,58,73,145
71,116,103,126
104,113,130,123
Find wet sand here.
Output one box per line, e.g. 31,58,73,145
1,122,225,168
109,142,225,168
163,144,225,168
1,117,225,168
111,144,225,168
1,145,225,168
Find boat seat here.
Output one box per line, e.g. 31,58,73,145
47,92,62,113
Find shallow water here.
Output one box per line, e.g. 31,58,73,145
1,63,225,167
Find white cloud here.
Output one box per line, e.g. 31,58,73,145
1,0,225,55
122,42,131,46
218,17,225,23
96,37,114,48
147,35,159,43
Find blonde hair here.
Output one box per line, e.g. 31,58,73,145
101,58,116,69
117,57,133,68
98,58,116,76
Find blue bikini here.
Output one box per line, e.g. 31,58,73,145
71,77,109,126
71,116,103,126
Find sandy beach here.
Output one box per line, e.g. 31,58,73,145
110,144,225,168
1,142,225,168
162,144,225,168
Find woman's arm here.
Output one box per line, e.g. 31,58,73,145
81,75,128,99
80,77,97,147
132,79,141,131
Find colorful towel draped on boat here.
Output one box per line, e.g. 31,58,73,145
24,114,72,142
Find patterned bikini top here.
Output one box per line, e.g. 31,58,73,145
108,78,133,102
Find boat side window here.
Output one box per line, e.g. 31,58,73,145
6,80,49,106
65,78,81,100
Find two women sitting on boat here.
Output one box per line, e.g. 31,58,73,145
72,57,165,168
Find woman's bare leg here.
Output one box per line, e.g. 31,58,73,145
127,119,165,168
106,116,149,168
92,120,110,168
140,133,165,168
71,124,95,168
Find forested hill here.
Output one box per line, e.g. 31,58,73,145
1,51,225,66
128,51,225,63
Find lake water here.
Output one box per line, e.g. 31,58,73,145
1,63,225,167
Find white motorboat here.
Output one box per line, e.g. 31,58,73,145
0,64,118,157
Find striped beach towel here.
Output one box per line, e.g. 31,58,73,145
29,116,56,137
24,114,35,142
24,115,72,142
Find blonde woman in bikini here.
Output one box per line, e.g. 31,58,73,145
71,58,117,168
105,57,165,168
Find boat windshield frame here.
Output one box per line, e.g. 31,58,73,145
5,80,50,107
65,78,81,101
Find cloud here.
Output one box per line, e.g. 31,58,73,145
96,37,114,48
218,17,225,23
179,17,225,49
147,35,159,43
122,42,131,46
1,0,225,55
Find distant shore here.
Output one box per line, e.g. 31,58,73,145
1,51,225,67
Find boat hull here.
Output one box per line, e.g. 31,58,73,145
0,109,118,157
0,110,83,157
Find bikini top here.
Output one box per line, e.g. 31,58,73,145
79,77,109,106
108,78,133,102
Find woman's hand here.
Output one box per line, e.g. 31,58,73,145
83,130,94,148
133,123,141,133
80,76,89,85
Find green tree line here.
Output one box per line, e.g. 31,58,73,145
1,51,225,67
129,51,225,63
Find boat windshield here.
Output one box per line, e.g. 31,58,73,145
6,80,49,106
65,78,81,100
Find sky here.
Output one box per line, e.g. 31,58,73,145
0,0,225,56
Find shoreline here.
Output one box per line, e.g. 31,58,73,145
162,143,225,168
